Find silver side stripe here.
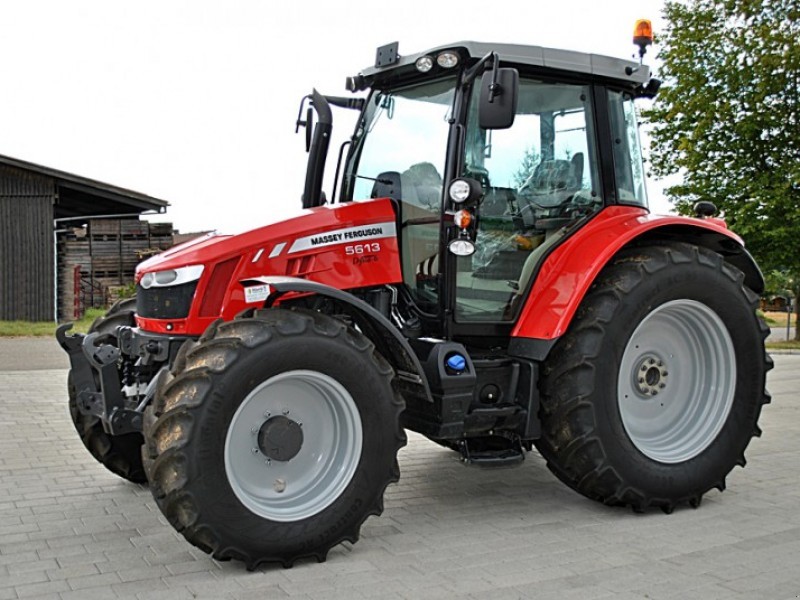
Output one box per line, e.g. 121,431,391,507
252,248,264,263
287,222,397,254
268,242,287,258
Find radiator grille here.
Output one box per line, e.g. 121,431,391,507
136,281,198,319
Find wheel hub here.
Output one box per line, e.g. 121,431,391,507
634,356,669,397
617,299,736,464
257,416,304,462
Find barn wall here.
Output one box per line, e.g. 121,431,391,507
0,166,55,321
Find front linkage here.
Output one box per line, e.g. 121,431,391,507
56,322,187,436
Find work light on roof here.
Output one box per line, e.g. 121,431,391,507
415,56,434,73
437,51,459,68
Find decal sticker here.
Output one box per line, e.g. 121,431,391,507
345,243,382,255
353,255,379,266
244,284,272,304
288,222,397,254
269,242,287,258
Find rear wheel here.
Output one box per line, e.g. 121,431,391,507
68,298,146,483
143,309,406,568
535,243,771,512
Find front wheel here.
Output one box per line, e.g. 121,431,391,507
142,309,406,568
535,242,771,513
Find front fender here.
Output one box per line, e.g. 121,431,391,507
250,276,433,403
511,206,761,343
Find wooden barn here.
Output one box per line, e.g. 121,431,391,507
0,154,170,322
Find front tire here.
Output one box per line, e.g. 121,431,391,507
143,309,406,568
535,243,771,512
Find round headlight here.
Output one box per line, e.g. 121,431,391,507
437,52,459,69
415,56,434,73
449,179,472,203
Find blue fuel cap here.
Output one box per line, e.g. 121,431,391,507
446,354,466,373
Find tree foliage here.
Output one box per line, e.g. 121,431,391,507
645,0,800,334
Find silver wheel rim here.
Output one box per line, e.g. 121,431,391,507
617,299,736,464
224,370,362,522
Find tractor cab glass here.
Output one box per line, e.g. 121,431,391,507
344,78,456,311
455,78,602,321
608,90,648,207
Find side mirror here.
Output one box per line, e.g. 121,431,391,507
478,68,519,130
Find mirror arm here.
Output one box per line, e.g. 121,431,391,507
295,94,312,133
488,63,501,103
463,51,498,86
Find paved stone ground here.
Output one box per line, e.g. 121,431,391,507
0,350,798,599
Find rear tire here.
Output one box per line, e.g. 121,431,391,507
68,299,146,484
535,243,771,512
143,309,406,568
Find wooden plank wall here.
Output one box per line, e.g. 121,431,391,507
0,165,55,321
57,219,173,319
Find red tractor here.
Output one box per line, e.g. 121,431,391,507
58,33,770,569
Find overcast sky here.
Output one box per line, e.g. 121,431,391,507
0,0,670,234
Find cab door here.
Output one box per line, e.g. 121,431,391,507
451,78,604,326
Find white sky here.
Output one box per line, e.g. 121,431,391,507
0,0,671,234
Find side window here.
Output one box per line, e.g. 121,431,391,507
608,91,648,206
456,80,601,322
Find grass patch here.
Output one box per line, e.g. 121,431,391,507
766,340,800,351
0,308,106,337
763,310,795,327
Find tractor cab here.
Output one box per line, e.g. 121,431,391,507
301,41,660,342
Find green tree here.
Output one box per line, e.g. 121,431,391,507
645,0,800,338
512,146,541,189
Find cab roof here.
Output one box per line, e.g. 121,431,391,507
353,40,650,91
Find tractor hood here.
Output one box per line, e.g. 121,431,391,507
135,199,403,335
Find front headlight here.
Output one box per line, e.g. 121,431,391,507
139,265,204,289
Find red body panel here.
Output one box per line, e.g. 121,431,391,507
136,199,403,335
511,206,741,340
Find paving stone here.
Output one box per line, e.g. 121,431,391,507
0,357,797,599
14,579,70,598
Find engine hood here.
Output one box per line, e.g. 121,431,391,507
137,199,400,275
135,198,404,335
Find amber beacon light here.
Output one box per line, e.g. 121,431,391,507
633,19,654,60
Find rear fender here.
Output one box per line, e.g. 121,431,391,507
251,276,432,403
511,206,763,348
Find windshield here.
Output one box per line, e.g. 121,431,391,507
344,78,456,204
344,78,456,309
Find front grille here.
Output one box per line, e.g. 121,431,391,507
136,281,198,319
